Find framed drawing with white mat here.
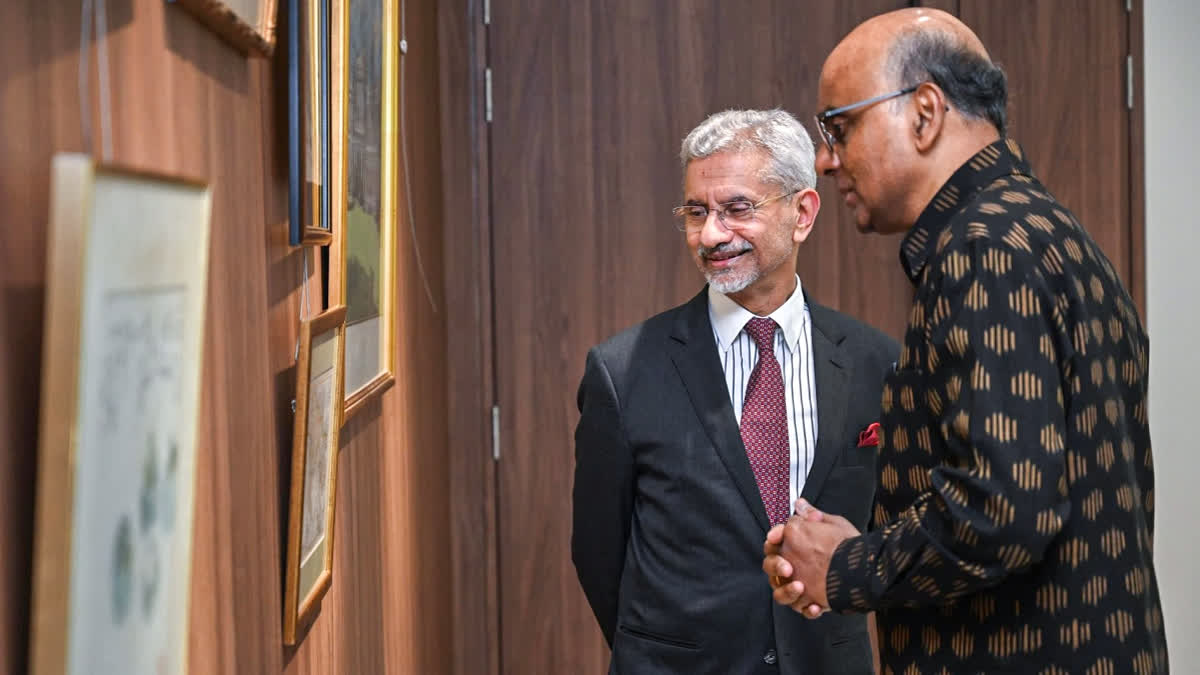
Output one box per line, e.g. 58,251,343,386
29,155,212,675
282,304,347,645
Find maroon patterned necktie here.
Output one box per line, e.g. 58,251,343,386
740,317,791,526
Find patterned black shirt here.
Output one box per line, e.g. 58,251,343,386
825,140,1169,674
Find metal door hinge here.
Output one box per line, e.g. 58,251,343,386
484,0,490,25
485,67,493,123
1126,0,1132,13
1126,55,1134,110
492,404,501,461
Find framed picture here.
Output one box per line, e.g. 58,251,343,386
289,0,334,246
333,0,397,418
170,0,279,56
282,305,347,645
29,155,212,675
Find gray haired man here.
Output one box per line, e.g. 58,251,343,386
571,109,897,674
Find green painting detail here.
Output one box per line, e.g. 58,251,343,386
346,203,381,323
345,0,384,326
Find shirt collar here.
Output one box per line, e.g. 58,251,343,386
708,275,809,354
899,138,1037,284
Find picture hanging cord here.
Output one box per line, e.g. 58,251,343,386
79,0,92,153
95,0,113,161
399,0,438,313
78,0,114,162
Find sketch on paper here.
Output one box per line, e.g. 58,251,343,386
71,286,191,675
301,366,335,565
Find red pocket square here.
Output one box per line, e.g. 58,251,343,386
857,422,881,447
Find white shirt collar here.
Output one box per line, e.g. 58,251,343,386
708,275,809,354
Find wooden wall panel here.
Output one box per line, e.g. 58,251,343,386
485,2,910,672
437,1,500,674
960,0,1135,298
0,4,85,673
0,0,450,673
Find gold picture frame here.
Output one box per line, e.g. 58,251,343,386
282,305,347,645
172,0,279,56
332,0,397,419
30,155,212,675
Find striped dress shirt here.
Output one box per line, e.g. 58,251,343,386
707,278,818,508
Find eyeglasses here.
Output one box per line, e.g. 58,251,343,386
813,84,920,151
671,190,798,232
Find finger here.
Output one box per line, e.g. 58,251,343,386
803,604,824,619
762,555,793,579
773,580,805,606
764,524,786,550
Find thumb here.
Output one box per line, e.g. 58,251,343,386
794,498,825,521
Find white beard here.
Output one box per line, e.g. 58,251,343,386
705,265,757,294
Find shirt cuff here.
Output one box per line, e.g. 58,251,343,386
826,529,883,613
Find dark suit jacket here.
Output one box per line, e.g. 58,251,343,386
572,288,899,674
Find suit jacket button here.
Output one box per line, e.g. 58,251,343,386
763,649,777,665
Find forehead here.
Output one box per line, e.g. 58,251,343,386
818,42,890,109
683,150,770,197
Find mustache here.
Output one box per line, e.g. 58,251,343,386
698,241,753,259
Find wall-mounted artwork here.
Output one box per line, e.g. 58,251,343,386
282,305,347,645
334,0,397,418
29,155,212,675
289,0,334,246
170,0,279,56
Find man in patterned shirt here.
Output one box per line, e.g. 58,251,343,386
763,8,1170,674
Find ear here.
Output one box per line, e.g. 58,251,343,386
791,188,820,244
911,82,948,153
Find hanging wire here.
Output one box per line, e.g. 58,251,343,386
94,0,113,161
79,0,93,154
399,0,438,312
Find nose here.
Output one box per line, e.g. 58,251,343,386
815,143,840,176
697,210,734,249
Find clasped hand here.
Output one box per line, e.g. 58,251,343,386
762,498,860,618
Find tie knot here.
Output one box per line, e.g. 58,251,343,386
744,317,778,351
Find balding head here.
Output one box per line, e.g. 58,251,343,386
823,8,1006,135
813,9,1007,235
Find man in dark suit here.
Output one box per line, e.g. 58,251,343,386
764,8,1169,674
571,109,898,674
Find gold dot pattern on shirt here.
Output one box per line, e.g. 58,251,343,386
1081,576,1108,605
1060,619,1093,649
936,227,954,255
1100,528,1127,558
1002,222,1033,253
1012,459,1043,490
1035,508,1063,536
828,140,1166,674
1125,568,1146,596
1105,611,1134,641
1081,488,1104,520
1001,190,1032,205
1025,213,1055,233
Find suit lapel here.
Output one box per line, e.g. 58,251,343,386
800,304,850,504
668,290,771,532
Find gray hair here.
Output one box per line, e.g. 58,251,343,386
679,109,817,192
887,28,1008,135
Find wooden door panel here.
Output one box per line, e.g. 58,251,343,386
489,2,907,673
961,0,1132,286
